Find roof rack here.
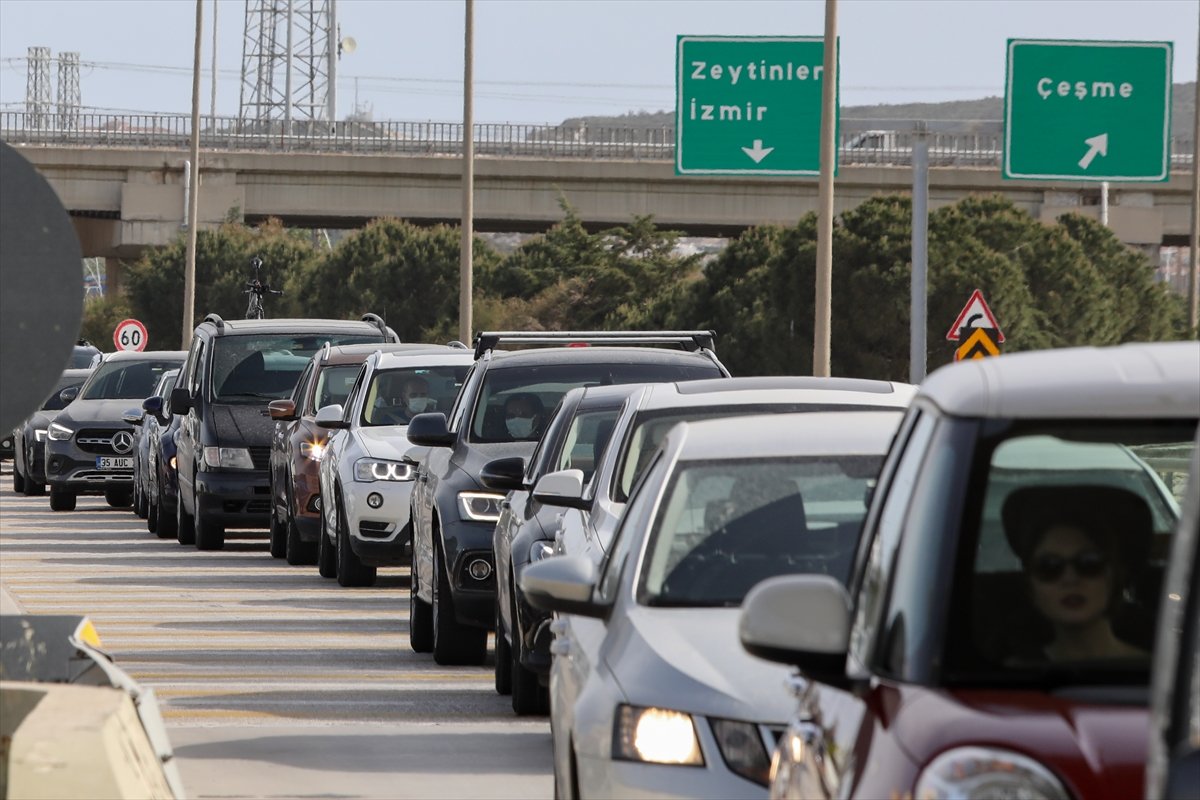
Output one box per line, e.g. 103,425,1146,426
472,330,717,360
447,340,469,350
203,313,225,331
360,313,396,342
320,341,332,363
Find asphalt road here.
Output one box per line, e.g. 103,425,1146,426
0,467,553,799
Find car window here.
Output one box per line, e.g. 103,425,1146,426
291,362,315,408
636,455,882,608
470,362,721,444
185,337,205,396
312,365,361,414
208,333,377,402
68,347,101,368
556,408,621,484
526,397,571,482
79,359,185,400
361,365,469,427
943,420,1196,688
595,450,665,607
448,364,481,433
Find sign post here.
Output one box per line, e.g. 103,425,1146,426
675,36,837,176
947,290,1004,362
113,319,148,352
1004,39,1173,182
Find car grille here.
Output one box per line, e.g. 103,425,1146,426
248,446,270,470
76,428,128,455
221,499,271,515
359,520,393,539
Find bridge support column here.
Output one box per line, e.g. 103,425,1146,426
104,258,122,296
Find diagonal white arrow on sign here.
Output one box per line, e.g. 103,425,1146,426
1078,133,1108,170
741,139,774,164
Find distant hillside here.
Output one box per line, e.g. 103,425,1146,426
562,82,1195,138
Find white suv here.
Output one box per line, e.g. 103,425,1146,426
316,346,474,587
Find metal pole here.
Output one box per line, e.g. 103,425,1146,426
910,124,929,384
1189,18,1200,335
328,0,338,125
1100,181,1109,226
284,0,294,132
459,0,474,344
182,0,203,346
209,0,218,131
812,0,838,377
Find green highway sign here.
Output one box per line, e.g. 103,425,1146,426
676,36,837,176
1004,39,1173,182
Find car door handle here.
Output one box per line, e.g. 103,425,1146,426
550,637,571,656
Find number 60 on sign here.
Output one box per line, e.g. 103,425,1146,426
113,318,148,352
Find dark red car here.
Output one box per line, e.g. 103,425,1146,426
738,341,1199,800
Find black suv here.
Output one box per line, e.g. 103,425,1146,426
44,350,187,511
406,330,729,665
171,313,398,550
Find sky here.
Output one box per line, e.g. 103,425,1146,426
0,0,1195,124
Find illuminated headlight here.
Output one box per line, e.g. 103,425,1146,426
35,429,49,442
47,422,74,441
914,746,1070,800
300,440,326,462
168,455,177,471
202,447,254,470
613,705,703,766
458,491,505,522
354,458,414,482
711,718,771,786
529,540,555,563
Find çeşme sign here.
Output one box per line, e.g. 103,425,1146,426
1003,39,1173,182
676,36,838,176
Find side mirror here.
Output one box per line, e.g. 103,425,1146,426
480,457,527,492
59,386,79,404
519,555,608,618
268,399,297,421
314,404,348,430
170,387,191,414
406,412,455,448
532,469,589,510
738,574,853,687
142,395,164,417
121,409,143,426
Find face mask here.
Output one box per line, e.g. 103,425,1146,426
406,396,432,414
506,416,534,438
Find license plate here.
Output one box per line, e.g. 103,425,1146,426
96,457,133,470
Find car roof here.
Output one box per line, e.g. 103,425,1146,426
487,346,722,369
919,341,1200,419
316,342,440,366
101,350,188,362
196,317,391,337
574,383,651,407
374,349,477,369
59,368,95,380
671,410,904,461
637,376,916,411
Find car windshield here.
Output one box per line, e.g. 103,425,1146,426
469,361,721,444
361,365,469,426
68,347,100,368
637,455,882,607
210,334,378,402
42,379,85,410
944,421,1196,688
154,371,179,399
311,366,361,414
80,359,184,400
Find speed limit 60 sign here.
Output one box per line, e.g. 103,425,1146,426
113,318,148,352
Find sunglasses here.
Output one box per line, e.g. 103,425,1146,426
1030,551,1109,583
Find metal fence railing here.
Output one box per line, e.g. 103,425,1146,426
0,111,1192,170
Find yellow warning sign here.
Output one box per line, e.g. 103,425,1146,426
955,327,1001,361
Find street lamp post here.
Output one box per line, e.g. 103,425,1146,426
182,0,203,346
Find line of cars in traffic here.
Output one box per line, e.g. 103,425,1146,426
5,318,1198,800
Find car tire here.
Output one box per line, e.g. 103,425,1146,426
134,482,148,519
409,550,433,653
335,491,376,586
156,485,177,540
495,601,513,696
511,630,550,716
176,493,196,545
12,465,25,493
194,500,225,551
105,488,132,508
22,449,45,496
146,496,159,533
285,487,317,566
49,487,76,512
317,502,337,579
268,509,287,559
431,537,487,666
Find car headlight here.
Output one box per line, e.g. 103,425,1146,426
914,746,1070,800
35,428,49,442
458,491,505,522
300,440,327,462
354,458,414,482
202,447,255,470
613,705,704,766
529,540,555,563
168,455,177,471
711,718,771,786
47,422,73,441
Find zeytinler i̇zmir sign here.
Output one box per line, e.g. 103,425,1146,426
676,36,837,176
1004,39,1172,182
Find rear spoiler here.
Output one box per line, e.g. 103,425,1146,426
473,330,716,360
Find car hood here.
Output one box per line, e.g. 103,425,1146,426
210,403,275,448
606,607,792,723
891,685,1148,798
54,399,141,427
358,426,420,460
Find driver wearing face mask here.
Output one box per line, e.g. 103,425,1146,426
399,377,434,420
503,392,545,441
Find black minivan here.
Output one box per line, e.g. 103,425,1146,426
171,313,397,550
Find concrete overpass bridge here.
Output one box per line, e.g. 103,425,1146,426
2,113,1193,278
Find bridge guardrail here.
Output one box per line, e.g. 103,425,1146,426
0,112,1192,170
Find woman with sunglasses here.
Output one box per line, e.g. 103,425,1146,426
1003,485,1153,664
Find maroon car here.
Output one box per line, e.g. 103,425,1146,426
738,341,1199,800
